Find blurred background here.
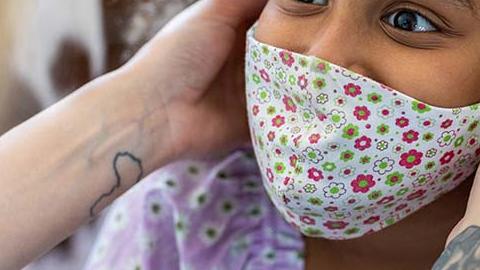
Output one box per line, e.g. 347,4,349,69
0,0,196,269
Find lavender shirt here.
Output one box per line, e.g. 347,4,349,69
83,148,304,270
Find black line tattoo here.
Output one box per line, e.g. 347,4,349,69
432,225,480,270
89,151,144,218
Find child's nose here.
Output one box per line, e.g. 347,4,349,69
304,13,372,77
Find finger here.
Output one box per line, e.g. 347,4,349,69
203,0,268,29
158,0,267,37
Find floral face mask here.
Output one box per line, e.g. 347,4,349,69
245,23,480,239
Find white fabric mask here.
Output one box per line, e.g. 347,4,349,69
245,23,480,239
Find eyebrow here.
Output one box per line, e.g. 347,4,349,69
445,0,476,10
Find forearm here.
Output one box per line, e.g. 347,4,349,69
0,66,173,269
433,225,480,270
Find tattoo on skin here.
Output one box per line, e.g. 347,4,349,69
432,225,480,270
89,151,144,218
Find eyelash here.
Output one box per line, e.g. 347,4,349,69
295,0,327,4
290,0,441,33
382,9,439,33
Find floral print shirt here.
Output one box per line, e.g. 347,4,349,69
83,148,304,270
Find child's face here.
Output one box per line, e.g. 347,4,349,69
255,0,480,108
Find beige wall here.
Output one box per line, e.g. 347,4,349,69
0,1,41,135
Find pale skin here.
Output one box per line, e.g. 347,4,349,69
0,0,264,269
0,0,480,269
255,0,480,269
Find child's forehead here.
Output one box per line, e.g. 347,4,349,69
272,0,477,10
268,0,479,20
447,0,476,9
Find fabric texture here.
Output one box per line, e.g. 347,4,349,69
245,23,480,239
83,148,304,270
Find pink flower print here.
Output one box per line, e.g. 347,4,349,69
378,106,393,119
301,215,316,225
335,97,346,107
346,196,359,205
339,167,355,178
280,51,295,67
289,154,298,167
259,69,270,82
309,133,321,144
441,119,453,129
317,112,327,122
324,206,338,212
298,75,309,90
267,131,276,142
354,136,372,151
395,117,410,128
266,168,274,183
363,216,380,225
468,137,478,146
402,130,419,144
353,106,371,121
344,83,362,97
407,189,427,201
323,220,349,230
351,174,376,193
392,98,405,107
315,61,330,74
420,118,435,129
399,149,423,169
283,177,292,186
272,115,286,128
412,101,431,114
252,105,260,116
293,135,302,148
395,203,408,211
308,167,324,182
440,151,455,165
282,95,297,113
377,195,395,205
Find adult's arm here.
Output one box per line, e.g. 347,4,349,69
433,167,480,269
0,0,266,269
433,225,480,270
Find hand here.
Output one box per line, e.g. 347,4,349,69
446,166,480,246
123,0,267,161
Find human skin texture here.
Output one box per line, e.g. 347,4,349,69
0,0,266,269
254,0,480,269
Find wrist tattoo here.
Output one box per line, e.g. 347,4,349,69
432,225,480,270
89,151,143,218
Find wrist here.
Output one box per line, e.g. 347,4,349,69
120,45,194,161
82,64,178,184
